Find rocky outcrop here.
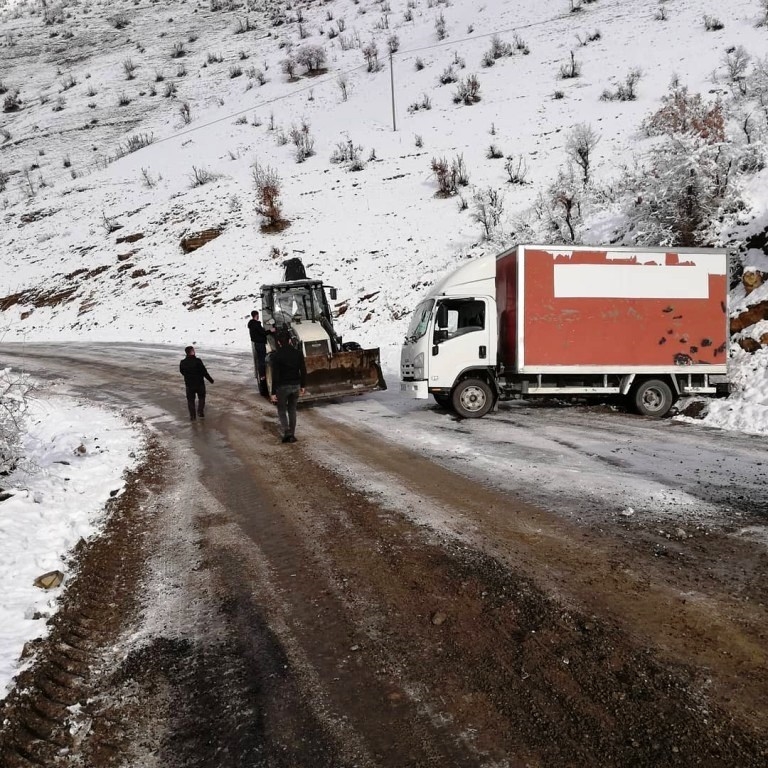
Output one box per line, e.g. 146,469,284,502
180,228,222,253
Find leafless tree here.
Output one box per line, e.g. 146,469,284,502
566,123,600,184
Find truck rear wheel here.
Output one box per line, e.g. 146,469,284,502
452,378,493,419
632,379,674,417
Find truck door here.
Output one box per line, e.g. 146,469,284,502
429,298,492,389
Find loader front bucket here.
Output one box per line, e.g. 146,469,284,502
302,348,387,402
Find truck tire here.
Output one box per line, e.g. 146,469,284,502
452,378,494,419
432,394,452,409
632,378,674,417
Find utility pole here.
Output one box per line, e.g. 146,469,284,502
389,51,397,132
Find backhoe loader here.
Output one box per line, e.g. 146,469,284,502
260,259,386,401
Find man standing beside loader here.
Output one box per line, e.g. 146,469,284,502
248,310,268,396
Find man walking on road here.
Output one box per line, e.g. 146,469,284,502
248,310,268,395
179,346,214,421
269,331,306,443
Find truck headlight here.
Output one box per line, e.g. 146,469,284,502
413,352,424,376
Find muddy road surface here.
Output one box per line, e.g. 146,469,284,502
0,343,766,768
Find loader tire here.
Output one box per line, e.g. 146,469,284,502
632,378,673,418
452,378,493,419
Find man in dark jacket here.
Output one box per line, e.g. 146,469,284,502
269,331,306,443
179,346,214,421
247,310,268,391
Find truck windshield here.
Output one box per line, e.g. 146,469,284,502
405,299,434,342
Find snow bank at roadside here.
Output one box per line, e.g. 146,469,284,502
0,395,143,698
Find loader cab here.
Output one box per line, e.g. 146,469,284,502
260,279,340,355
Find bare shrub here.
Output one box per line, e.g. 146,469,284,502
123,58,137,80
290,121,315,163
415,57,425,71
119,132,154,156
331,138,365,170
170,42,186,58
3,91,21,112
566,123,600,184
141,167,156,188
281,56,297,80
430,154,469,195
407,93,432,113
252,161,284,227
471,186,504,239
559,51,581,79
164,81,178,98
109,12,130,29
439,65,458,84
435,12,447,40
229,65,243,78
117,92,131,106
485,35,512,65
576,29,601,46
387,34,400,53
723,46,750,96
179,101,192,124
234,16,254,34
703,14,724,31
337,74,349,101
505,154,529,184
513,33,530,54
453,74,481,105
61,73,77,90
362,40,381,72
600,68,643,101
486,144,504,159
189,166,218,187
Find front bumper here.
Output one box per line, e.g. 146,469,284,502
400,380,429,399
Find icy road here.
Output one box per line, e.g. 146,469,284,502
0,342,766,768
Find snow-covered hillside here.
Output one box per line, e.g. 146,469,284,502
1,0,768,410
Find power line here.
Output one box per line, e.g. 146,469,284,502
394,11,572,58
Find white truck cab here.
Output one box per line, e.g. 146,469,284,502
401,253,498,411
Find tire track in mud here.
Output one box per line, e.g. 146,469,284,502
0,434,165,768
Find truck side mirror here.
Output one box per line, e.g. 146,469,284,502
436,303,448,328
329,287,338,301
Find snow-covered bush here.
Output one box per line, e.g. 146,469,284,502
471,187,505,240
295,44,326,73
453,74,481,105
600,68,643,102
0,367,30,475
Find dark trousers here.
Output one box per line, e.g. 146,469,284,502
276,384,300,436
251,342,267,379
186,385,206,419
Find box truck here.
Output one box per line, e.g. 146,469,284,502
400,245,728,418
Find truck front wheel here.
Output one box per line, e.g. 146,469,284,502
632,379,674,417
452,378,494,418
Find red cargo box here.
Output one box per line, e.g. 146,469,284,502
497,246,728,373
